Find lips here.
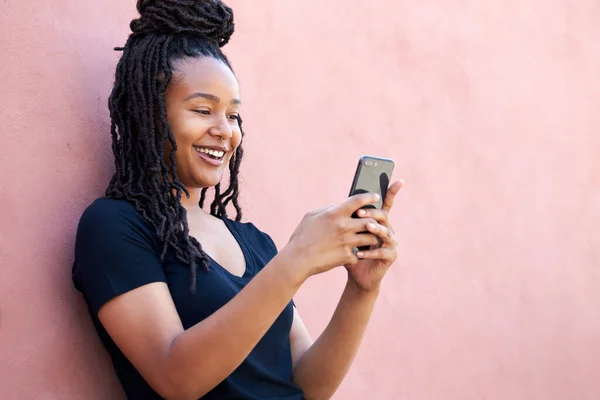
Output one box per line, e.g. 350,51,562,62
193,145,226,166
193,146,225,159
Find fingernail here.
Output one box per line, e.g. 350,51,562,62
367,222,377,230
374,194,381,200
358,209,367,216
356,251,365,258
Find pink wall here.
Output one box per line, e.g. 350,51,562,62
1,1,600,399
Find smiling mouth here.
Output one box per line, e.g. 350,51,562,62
193,146,225,161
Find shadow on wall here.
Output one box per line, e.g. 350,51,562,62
58,26,127,399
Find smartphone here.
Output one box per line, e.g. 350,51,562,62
348,155,395,250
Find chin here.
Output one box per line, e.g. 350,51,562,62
179,165,227,191
196,174,224,189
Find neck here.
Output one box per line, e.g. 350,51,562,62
179,187,221,222
180,187,203,210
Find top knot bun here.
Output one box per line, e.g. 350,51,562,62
131,0,235,47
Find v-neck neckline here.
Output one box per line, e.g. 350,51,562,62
206,217,252,280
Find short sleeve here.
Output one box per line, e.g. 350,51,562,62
72,199,167,315
235,221,296,308
250,223,279,260
230,221,279,268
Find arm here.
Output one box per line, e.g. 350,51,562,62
99,250,304,400
96,193,382,400
290,180,404,400
290,282,379,400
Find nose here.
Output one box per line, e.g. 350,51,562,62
208,115,233,143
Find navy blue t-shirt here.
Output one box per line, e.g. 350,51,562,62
72,198,304,400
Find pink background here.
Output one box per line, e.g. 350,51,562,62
2,1,600,399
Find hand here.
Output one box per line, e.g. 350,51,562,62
345,180,404,292
281,192,384,279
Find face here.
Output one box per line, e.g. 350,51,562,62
164,56,242,190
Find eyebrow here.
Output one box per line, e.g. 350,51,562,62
184,92,241,105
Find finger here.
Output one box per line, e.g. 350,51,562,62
356,208,390,227
337,192,381,216
347,217,379,233
364,221,397,247
346,218,394,239
382,180,404,213
348,232,381,249
357,209,395,234
355,246,397,261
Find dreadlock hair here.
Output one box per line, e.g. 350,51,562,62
106,0,244,293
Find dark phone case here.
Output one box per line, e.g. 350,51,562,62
349,156,395,251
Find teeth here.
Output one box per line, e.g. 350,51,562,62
194,146,224,158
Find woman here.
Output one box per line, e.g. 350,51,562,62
72,1,403,399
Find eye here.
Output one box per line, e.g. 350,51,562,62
193,109,211,116
228,114,240,122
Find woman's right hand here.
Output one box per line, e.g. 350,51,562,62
280,192,383,279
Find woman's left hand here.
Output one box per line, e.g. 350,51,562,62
345,180,404,292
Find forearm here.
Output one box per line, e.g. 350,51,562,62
165,250,305,399
291,279,379,400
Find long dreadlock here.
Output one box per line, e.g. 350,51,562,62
107,0,243,292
